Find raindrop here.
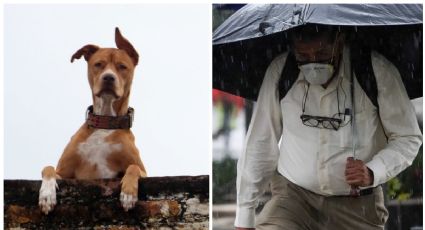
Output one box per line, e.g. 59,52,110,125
285,80,290,87
413,33,420,48
354,26,358,32
266,49,273,59
286,44,291,51
230,56,234,63
241,61,245,71
315,25,319,32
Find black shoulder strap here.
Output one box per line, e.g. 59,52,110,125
350,46,379,109
278,52,300,101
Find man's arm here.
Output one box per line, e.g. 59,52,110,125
235,53,286,228
364,51,422,187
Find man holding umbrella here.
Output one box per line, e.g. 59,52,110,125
234,24,422,229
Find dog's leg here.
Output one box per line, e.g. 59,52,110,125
120,164,145,211
39,166,59,215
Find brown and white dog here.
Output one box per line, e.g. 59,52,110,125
38,28,147,214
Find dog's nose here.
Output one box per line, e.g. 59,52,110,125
102,74,115,83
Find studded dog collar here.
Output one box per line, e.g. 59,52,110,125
86,105,134,129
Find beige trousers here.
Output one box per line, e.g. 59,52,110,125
256,172,388,230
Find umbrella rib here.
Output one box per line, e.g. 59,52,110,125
213,19,262,43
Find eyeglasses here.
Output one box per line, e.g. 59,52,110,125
300,114,342,131
300,80,350,131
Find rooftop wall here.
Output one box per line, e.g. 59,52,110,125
4,176,209,229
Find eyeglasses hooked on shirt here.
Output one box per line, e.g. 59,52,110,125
300,83,351,131
300,114,342,131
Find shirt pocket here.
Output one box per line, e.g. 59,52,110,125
339,94,368,149
339,118,355,149
339,109,369,149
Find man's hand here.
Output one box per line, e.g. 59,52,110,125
345,157,374,187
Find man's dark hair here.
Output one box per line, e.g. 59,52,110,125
289,24,339,44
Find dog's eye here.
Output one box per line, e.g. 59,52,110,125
94,62,103,68
118,64,127,70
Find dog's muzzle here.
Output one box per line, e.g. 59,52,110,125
102,74,116,87
97,73,118,97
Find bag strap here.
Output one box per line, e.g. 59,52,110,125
350,46,388,141
278,52,300,101
350,46,379,109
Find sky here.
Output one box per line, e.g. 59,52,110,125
4,4,211,179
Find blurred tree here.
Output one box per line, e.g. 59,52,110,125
213,156,237,204
388,146,422,200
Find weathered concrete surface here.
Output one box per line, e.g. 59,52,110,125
4,176,209,230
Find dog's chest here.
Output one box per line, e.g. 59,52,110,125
77,129,122,178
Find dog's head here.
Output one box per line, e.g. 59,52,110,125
71,28,139,101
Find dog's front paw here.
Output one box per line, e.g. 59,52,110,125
120,175,138,211
120,190,138,211
38,178,58,215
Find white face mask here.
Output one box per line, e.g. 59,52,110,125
299,63,335,85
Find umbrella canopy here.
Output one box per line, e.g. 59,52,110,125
213,4,423,101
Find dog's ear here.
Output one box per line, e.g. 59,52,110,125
115,27,139,66
71,45,100,63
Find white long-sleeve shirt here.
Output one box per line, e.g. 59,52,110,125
235,46,422,228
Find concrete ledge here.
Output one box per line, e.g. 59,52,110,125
4,176,209,229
